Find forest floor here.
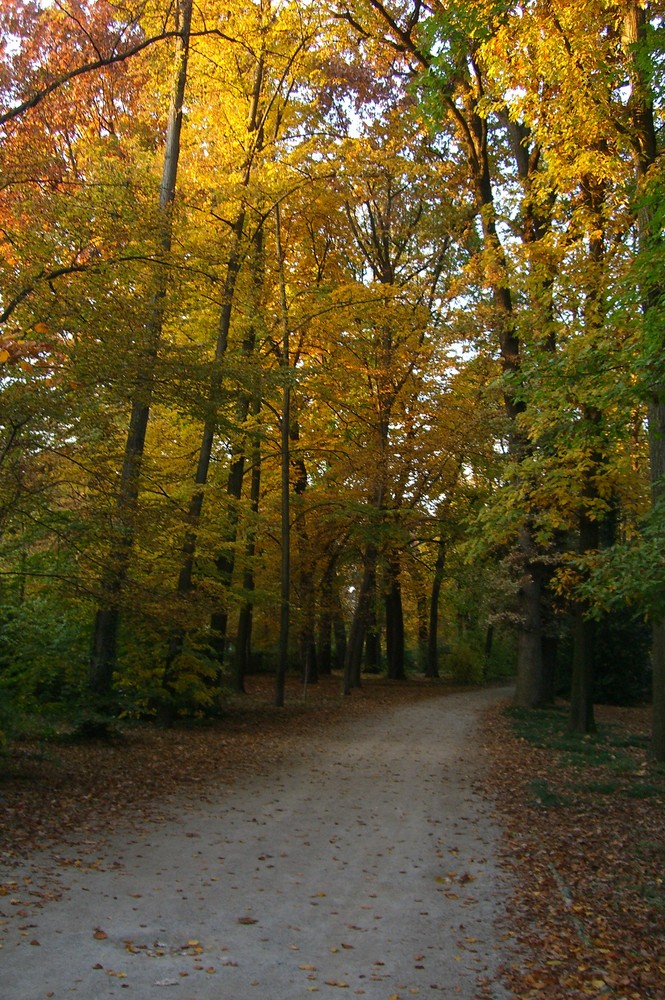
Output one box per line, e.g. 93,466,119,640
0,675,664,998
485,694,665,999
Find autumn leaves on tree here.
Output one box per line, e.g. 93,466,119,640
0,1,663,753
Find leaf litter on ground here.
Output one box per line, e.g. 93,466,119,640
482,699,665,999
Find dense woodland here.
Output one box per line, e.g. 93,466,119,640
0,1,663,752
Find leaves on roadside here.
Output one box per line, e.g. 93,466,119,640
482,701,665,999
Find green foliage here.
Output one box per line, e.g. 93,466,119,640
443,640,485,685
594,610,651,706
419,1,511,92
580,497,665,622
553,609,651,707
484,630,517,681
115,628,227,720
0,594,89,716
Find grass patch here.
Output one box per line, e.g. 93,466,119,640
505,705,567,747
528,778,569,808
610,733,650,749
624,782,662,799
505,702,665,804
637,883,665,911
572,779,622,795
505,707,665,809
506,706,641,768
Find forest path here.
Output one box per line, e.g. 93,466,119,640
1,686,513,1000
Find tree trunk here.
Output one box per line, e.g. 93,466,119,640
416,592,429,675
232,395,262,693
623,5,665,760
208,315,258,666
317,557,336,677
332,592,347,672
364,607,381,674
541,630,558,705
569,507,600,734
514,525,545,708
567,165,605,732
426,533,446,678
291,416,318,686
569,614,596,734
484,624,494,661
88,0,192,702
275,203,290,708
385,555,405,679
649,395,665,757
169,55,266,675
318,614,332,676
163,214,245,697
343,547,377,694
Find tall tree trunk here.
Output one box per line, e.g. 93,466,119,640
623,5,665,760
317,556,337,677
426,533,446,679
407,548,430,675
291,418,318,686
568,160,606,732
385,554,405,679
163,213,245,697
343,546,377,695
416,592,429,675
541,630,558,705
569,505,600,734
364,597,381,675
274,203,290,708
332,590,348,672
208,229,264,667
165,54,266,684
233,395,262,693
649,405,665,759
514,524,546,707
88,0,192,702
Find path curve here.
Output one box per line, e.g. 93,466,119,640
1,686,513,999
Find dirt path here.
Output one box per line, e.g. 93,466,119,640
1,686,513,1000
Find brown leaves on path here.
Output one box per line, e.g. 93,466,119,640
482,701,665,999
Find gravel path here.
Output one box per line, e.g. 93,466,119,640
1,686,513,999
